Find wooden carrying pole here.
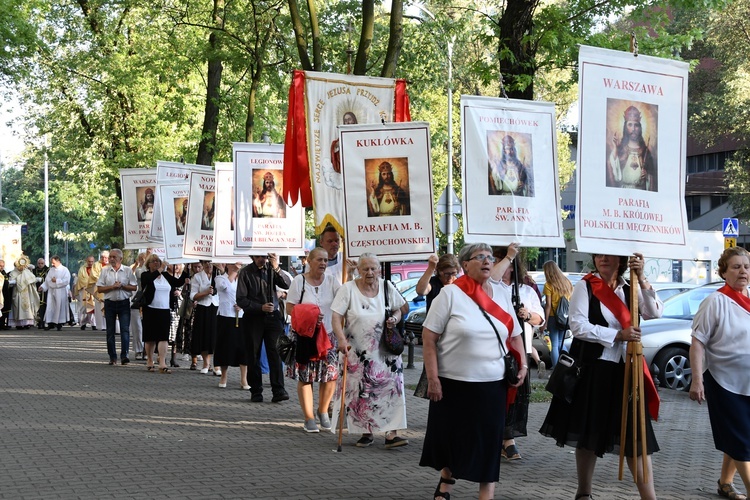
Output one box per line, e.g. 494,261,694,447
618,268,648,483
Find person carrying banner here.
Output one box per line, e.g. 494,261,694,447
309,225,356,284
690,246,750,500
415,253,460,312
539,253,662,500
419,243,525,500
236,253,291,403
190,260,220,375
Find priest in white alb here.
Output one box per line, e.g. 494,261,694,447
39,255,71,331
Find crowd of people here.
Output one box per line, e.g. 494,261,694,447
3,240,748,500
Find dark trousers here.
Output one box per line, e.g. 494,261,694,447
104,299,131,361
245,314,285,396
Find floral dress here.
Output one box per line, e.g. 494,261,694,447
330,279,407,434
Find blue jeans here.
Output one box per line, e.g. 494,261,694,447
548,323,565,368
104,299,131,361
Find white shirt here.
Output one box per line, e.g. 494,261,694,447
423,282,523,382
215,274,242,318
287,273,341,332
96,265,137,301
692,290,750,395
190,271,219,307
148,275,172,310
569,274,662,363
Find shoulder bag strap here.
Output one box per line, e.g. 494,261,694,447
299,275,306,303
477,304,508,356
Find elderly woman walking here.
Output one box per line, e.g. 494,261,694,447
330,252,408,448
690,246,750,500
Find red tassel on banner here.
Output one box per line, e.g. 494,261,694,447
283,70,313,207
395,79,411,122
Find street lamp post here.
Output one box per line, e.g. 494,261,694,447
44,137,49,265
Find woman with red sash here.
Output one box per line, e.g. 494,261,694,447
539,253,662,500
419,243,525,500
690,246,750,500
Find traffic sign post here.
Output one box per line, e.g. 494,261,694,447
725,237,737,249
722,218,739,238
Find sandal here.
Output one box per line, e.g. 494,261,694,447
159,367,172,374
434,475,456,500
501,443,522,461
146,366,154,372
718,480,747,500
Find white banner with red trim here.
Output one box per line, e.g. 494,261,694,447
461,95,563,247
576,45,690,258
282,70,411,236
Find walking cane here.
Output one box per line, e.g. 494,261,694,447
336,350,349,452
618,267,648,484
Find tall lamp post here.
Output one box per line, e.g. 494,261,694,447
44,137,49,265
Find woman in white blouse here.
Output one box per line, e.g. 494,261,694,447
140,255,188,373
691,246,750,500
213,263,249,389
286,248,341,433
190,260,220,374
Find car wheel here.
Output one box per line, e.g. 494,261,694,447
653,347,691,391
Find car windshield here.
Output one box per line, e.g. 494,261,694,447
660,285,719,320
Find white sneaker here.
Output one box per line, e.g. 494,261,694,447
200,367,209,374
218,383,227,388
182,354,190,361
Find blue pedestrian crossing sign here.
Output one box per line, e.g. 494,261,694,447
722,218,739,237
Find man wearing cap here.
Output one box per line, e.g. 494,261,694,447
608,104,657,191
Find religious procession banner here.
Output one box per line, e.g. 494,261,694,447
182,171,216,260
212,162,252,262
148,161,213,244
338,122,435,260
120,168,157,249
576,45,691,258
234,143,304,256
282,70,411,236
159,184,191,262
461,95,564,247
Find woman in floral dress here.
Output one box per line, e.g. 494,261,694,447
331,252,408,449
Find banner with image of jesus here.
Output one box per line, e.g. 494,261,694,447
182,171,216,260
120,168,158,249
338,122,435,260
461,95,563,247
576,45,690,258
234,143,304,256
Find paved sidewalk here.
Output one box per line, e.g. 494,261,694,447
0,327,729,499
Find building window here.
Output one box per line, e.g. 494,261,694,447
711,195,728,209
686,196,701,221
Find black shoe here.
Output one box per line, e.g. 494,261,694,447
56,324,62,331
43,325,51,331
80,325,86,330
169,359,179,368
250,394,263,403
271,392,289,403
121,358,130,365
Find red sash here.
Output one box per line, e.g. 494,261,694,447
454,276,521,408
718,284,750,314
582,274,660,420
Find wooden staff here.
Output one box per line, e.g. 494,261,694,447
336,350,349,452
618,267,648,483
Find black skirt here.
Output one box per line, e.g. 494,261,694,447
191,304,217,355
705,370,750,461
420,378,506,483
539,358,659,458
213,315,247,367
142,307,171,343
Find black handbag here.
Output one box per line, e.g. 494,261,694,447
276,333,296,365
131,289,145,309
478,305,520,385
380,280,404,356
545,352,581,403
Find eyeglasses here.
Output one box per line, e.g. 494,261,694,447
468,254,496,263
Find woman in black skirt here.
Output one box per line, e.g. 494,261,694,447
420,243,526,500
213,262,249,389
539,253,662,499
190,260,219,374
140,255,188,374
690,246,750,500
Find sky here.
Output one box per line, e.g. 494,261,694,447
0,88,26,168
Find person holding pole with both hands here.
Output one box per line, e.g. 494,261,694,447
539,252,662,500
690,246,750,500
